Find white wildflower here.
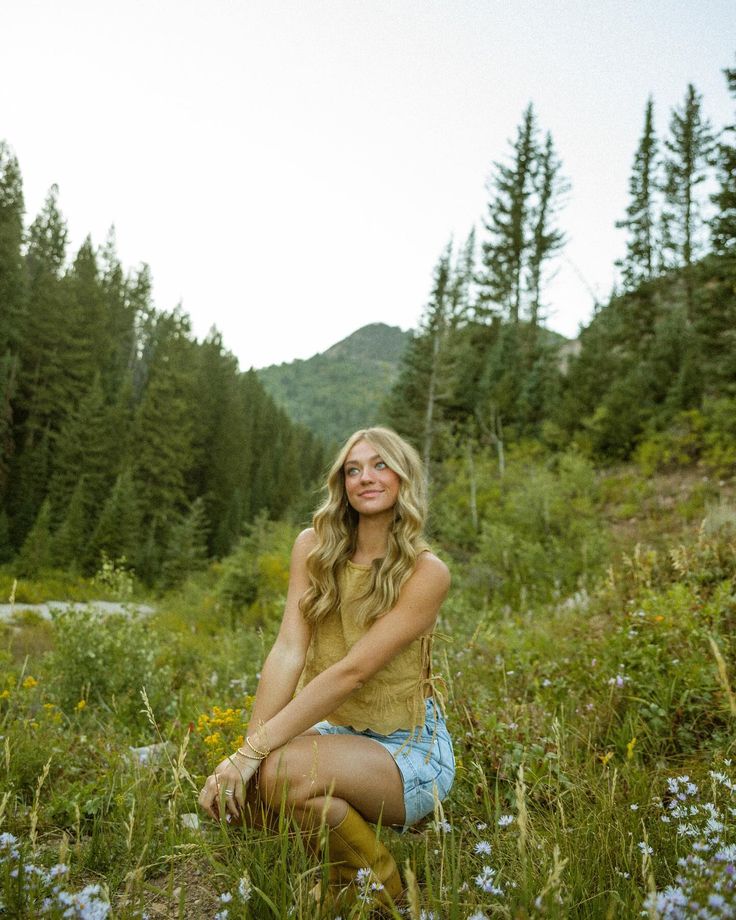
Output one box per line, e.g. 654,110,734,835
474,840,492,855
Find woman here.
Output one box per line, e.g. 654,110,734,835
198,427,455,906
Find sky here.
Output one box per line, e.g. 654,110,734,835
3,0,735,369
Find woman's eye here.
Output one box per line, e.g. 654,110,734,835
375,461,386,470
346,467,359,476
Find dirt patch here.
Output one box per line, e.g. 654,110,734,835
119,858,221,919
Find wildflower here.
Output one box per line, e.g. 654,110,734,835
0,689,10,699
626,737,637,759
204,732,222,747
434,819,452,833
468,913,490,920
638,841,654,856
630,804,638,811
219,891,233,903
76,699,87,711
474,840,492,855
22,676,38,689
608,674,627,688
476,822,488,830
541,678,552,687
599,751,614,766
498,814,514,827
214,912,229,920
237,874,252,901
474,865,503,895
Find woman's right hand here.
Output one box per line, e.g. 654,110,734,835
198,752,260,821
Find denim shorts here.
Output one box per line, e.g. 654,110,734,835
312,697,455,831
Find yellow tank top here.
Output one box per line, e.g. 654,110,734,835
299,560,437,733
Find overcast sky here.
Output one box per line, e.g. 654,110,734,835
3,1,734,369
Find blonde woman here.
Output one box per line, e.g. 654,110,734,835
199,427,455,906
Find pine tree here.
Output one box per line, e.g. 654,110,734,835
617,97,659,289
47,375,120,537
0,352,18,497
52,476,91,570
662,85,714,275
527,131,567,326
0,142,25,353
129,309,197,558
711,58,736,254
478,104,538,323
161,497,209,587
16,498,53,576
89,468,140,566
384,244,454,463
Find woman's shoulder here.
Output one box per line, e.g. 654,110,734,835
290,527,318,566
414,550,451,590
294,527,317,549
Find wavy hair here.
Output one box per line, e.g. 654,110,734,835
299,427,428,626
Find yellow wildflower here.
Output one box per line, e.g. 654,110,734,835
626,737,637,760
599,751,614,766
76,699,87,711
22,676,38,689
44,702,56,711
204,732,222,747
0,689,10,700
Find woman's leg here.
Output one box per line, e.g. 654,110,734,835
256,733,406,829
256,735,405,905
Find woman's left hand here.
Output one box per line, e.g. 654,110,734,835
198,752,260,821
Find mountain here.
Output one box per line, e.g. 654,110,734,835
257,323,411,445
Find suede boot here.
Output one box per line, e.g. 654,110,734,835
310,804,402,909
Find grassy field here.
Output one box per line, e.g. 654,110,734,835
1,465,735,919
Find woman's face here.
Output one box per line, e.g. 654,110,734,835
343,439,401,517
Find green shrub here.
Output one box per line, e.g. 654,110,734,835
48,609,173,729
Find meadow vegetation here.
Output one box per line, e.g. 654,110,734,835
2,455,735,919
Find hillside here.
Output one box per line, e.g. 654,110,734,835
257,322,410,444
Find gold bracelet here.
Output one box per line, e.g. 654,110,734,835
245,735,270,759
233,747,262,762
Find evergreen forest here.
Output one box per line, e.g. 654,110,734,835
1,56,736,920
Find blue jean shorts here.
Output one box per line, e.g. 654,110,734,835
312,698,455,831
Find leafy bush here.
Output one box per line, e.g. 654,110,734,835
465,451,608,606
48,609,172,729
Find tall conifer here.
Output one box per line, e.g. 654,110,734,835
661,84,714,276
478,104,538,322
617,97,659,289
711,59,736,254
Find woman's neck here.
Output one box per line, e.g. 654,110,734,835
352,512,392,563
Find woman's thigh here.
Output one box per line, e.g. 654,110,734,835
257,734,406,827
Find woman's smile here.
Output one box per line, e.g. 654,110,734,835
343,439,400,513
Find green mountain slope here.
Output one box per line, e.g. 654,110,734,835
257,323,410,445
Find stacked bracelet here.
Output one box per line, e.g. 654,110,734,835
244,735,270,759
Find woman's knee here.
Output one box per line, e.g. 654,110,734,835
258,745,314,809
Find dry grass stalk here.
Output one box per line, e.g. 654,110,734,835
29,755,52,851
0,790,10,829
515,762,529,861
404,861,421,920
708,635,736,717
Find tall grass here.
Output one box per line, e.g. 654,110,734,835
1,475,735,917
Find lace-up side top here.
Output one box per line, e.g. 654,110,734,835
299,559,439,734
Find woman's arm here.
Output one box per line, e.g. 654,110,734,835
251,553,450,754
246,528,315,733
198,529,314,819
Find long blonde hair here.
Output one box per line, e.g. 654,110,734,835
299,427,428,626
